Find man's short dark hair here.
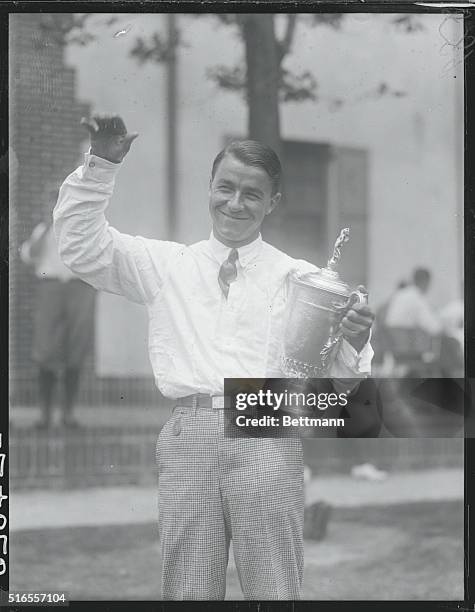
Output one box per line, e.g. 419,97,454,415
413,267,431,286
211,140,282,194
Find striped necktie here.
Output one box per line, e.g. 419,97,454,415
218,248,239,298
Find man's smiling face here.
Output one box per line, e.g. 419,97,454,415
209,154,281,248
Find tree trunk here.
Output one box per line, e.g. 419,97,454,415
242,15,282,158
166,14,178,240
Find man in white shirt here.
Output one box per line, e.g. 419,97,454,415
54,115,375,600
385,268,441,336
20,205,96,429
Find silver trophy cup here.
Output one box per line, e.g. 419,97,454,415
282,228,367,378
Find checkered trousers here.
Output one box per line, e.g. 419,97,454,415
156,405,304,600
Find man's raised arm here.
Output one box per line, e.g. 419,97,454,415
54,115,172,305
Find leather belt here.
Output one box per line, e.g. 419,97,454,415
177,393,231,409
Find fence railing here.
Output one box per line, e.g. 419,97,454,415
10,426,464,490
10,426,160,489
301,437,464,475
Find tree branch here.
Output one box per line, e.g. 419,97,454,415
277,14,297,62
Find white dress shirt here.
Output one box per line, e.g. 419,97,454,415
53,153,373,399
385,285,442,336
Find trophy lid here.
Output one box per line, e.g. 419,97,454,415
292,267,351,296
326,227,350,273
291,228,352,295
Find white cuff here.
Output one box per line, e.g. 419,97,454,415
337,337,373,376
82,151,122,184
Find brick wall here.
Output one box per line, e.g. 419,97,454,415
10,15,91,405
9,15,163,408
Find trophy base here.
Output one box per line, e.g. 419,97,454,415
282,356,329,378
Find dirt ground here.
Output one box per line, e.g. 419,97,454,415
10,500,463,601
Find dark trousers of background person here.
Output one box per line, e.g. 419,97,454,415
32,278,96,427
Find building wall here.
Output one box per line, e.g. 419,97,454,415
9,15,91,403
63,13,463,378
9,13,462,385
281,14,464,306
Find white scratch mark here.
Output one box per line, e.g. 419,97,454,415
416,2,474,6
114,25,132,39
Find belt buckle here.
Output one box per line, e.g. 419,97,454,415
212,396,224,409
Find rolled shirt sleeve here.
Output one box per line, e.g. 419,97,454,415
332,337,373,377
53,153,179,305
330,336,373,394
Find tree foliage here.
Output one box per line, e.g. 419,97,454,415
38,12,424,109
38,14,98,47
129,13,423,107
37,12,424,148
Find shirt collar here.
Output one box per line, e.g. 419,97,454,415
208,231,263,268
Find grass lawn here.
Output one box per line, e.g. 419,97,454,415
10,500,463,601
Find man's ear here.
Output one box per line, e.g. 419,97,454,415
267,192,281,215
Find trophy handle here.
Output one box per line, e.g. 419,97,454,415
331,287,368,338
349,287,368,307
333,287,368,315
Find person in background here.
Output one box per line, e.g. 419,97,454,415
439,294,463,349
385,268,441,335
438,289,464,377
20,191,96,429
384,267,442,376
372,279,408,368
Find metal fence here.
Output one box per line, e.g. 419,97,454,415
302,437,464,475
10,427,159,489
10,426,464,490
